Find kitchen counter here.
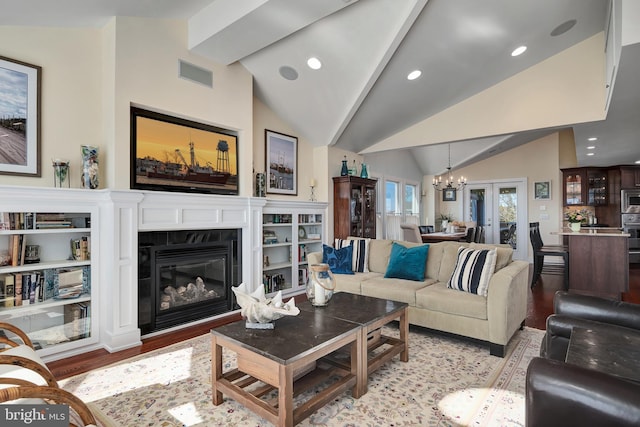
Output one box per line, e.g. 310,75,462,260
552,229,629,300
553,228,629,237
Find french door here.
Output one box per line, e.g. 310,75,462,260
463,179,528,260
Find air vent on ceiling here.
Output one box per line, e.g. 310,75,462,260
178,60,213,88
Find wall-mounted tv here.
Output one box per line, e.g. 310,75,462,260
130,107,239,195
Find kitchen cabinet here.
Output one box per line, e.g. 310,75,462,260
562,168,608,206
333,176,377,240
620,166,640,188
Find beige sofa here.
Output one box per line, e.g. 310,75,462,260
308,239,529,357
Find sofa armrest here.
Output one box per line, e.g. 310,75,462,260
486,260,529,345
553,291,640,330
526,357,640,427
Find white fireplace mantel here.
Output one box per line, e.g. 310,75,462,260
0,185,327,359
100,189,267,352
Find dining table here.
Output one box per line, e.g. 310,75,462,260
421,231,466,243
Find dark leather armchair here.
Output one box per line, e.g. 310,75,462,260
540,291,640,361
526,357,640,427
526,291,640,426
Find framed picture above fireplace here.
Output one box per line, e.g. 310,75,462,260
130,107,239,195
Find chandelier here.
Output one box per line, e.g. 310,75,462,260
432,144,467,192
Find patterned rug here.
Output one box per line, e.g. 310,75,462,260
60,326,544,426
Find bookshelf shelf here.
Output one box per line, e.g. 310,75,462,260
262,201,326,297
0,209,96,358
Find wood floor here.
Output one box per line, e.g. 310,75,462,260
47,264,640,381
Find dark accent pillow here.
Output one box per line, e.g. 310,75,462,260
384,242,429,281
447,247,497,296
322,244,354,275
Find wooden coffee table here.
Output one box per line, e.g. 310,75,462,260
297,292,409,396
211,309,364,427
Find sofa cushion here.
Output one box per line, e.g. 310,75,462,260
322,244,354,274
367,239,394,273
334,272,381,294
384,242,430,281
469,242,512,271
447,247,497,296
361,276,435,306
336,237,370,273
437,244,464,283
415,282,488,320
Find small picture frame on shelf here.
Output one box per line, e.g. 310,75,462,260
534,181,551,200
443,189,456,202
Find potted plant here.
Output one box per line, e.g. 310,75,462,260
565,209,587,232
439,213,454,232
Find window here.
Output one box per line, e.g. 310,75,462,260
381,177,420,239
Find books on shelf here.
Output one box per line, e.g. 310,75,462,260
70,236,90,260
0,266,90,307
0,212,83,230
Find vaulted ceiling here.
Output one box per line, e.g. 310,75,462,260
3,0,640,175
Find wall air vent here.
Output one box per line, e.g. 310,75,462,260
178,59,213,88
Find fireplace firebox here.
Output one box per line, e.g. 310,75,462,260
138,229,240,334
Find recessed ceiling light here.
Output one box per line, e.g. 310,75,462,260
279,66,298,80
588,137,598,141
587,146,595,150
587,152,595,156
511,46,527,57
407,70,422,80
551,19,577,37
635,160,640,164
307,57,322,70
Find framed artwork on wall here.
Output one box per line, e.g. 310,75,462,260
0,55,41,176
534,181,551,200
265,129,297,195
130,107,239,195
443,188,456,202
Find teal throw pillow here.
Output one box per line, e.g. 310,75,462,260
322,244,354,275
384,242,429,281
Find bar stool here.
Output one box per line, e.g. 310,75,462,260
529,222,569,289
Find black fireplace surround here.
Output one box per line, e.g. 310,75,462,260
138,229,241,335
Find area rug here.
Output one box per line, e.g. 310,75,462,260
60,326,544,426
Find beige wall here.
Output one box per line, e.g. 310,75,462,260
434,132,565,256
0,26,102,187
253,97,317,201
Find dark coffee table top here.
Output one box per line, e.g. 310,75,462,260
211,308,360,365
297,292,407,327
566,326,640,382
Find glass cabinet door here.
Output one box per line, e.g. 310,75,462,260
363,186,376,238
565,173,583,205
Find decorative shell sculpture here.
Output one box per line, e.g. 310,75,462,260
232,283,300,328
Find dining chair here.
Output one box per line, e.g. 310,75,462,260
474,226,485,243
460,227,475,243
400,223,422,243
529,222,569,289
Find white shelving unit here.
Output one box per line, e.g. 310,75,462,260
0,208,98,358
261,201,327,297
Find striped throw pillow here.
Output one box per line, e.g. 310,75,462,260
335,238,370,273
447,247,497,296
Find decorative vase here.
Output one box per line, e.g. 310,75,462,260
52,159,70,188
360,163,369,178
306,263,336,306
340,156,349,176
570,222,581,232
255,172,266,197
441,220,449,232
81,145,99,189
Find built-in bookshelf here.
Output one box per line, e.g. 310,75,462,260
261,201,326,297
0,209,96,357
